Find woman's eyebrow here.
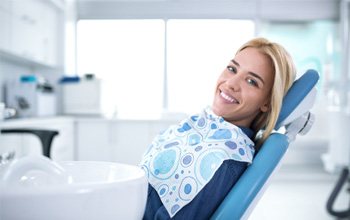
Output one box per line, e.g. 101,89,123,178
231,59,265,85
231,59,240,67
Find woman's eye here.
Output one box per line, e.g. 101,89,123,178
247,78,258,87
227,66,237,73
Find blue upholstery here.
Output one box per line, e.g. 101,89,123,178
276,69,319,128
211,69,319,220
211,133,289,220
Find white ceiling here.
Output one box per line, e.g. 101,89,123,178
76,0,340,21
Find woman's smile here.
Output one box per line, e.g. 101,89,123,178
219,91,239,104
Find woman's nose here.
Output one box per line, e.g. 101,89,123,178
226,74,241,92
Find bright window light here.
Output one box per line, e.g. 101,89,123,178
77,20,165,118
77,19,255,118
167,19,255,114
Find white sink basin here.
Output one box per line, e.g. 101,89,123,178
0,156,148,220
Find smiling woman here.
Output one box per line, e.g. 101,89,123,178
140,37,297,219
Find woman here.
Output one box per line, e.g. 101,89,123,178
140,37,296,219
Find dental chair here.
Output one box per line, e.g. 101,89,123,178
211,69,319,220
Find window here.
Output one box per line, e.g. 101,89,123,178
77,20,165,118
259,21,340,95
77,19,255,118
167,19,255,114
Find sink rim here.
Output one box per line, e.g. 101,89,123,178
0,160,147,196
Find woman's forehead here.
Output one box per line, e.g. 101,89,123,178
234,48,274,78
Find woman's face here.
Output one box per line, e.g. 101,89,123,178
212,47,274,128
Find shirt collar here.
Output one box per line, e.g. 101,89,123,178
238,126,254,139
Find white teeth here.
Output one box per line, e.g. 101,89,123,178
220,92,238,103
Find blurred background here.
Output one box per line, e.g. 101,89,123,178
0,0,349,219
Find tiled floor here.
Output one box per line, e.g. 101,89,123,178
248,165,349,220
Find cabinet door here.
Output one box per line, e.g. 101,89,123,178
11,0,59,66
76,121,116,161
0,8,11,52
11,0,42,60
40,3,59,66
0,0,11,11
111,121,150,165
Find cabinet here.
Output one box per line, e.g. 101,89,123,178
75,119,175,165
75,119,115,161
0,0,62,67
0,117,176,165
0,1,11,52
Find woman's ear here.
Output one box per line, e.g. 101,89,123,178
260,102,269,112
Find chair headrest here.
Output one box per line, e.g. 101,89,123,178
275,69,319,130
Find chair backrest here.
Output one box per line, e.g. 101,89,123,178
211,69,319,220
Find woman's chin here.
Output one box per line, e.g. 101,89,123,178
211,105,225,117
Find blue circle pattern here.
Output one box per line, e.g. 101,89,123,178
153,149,176,175
199,151,227,182
195,146,202,152
158,184,169,198
150,147,180,180
225,141,237,149
188,133,201,146
178,176,198,201
184,184,191,194
140,107,255,217
181,154,193,167
160,188,166,195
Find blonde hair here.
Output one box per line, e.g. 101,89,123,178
237,37,296,146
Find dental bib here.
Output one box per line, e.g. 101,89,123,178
140,107,255,217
